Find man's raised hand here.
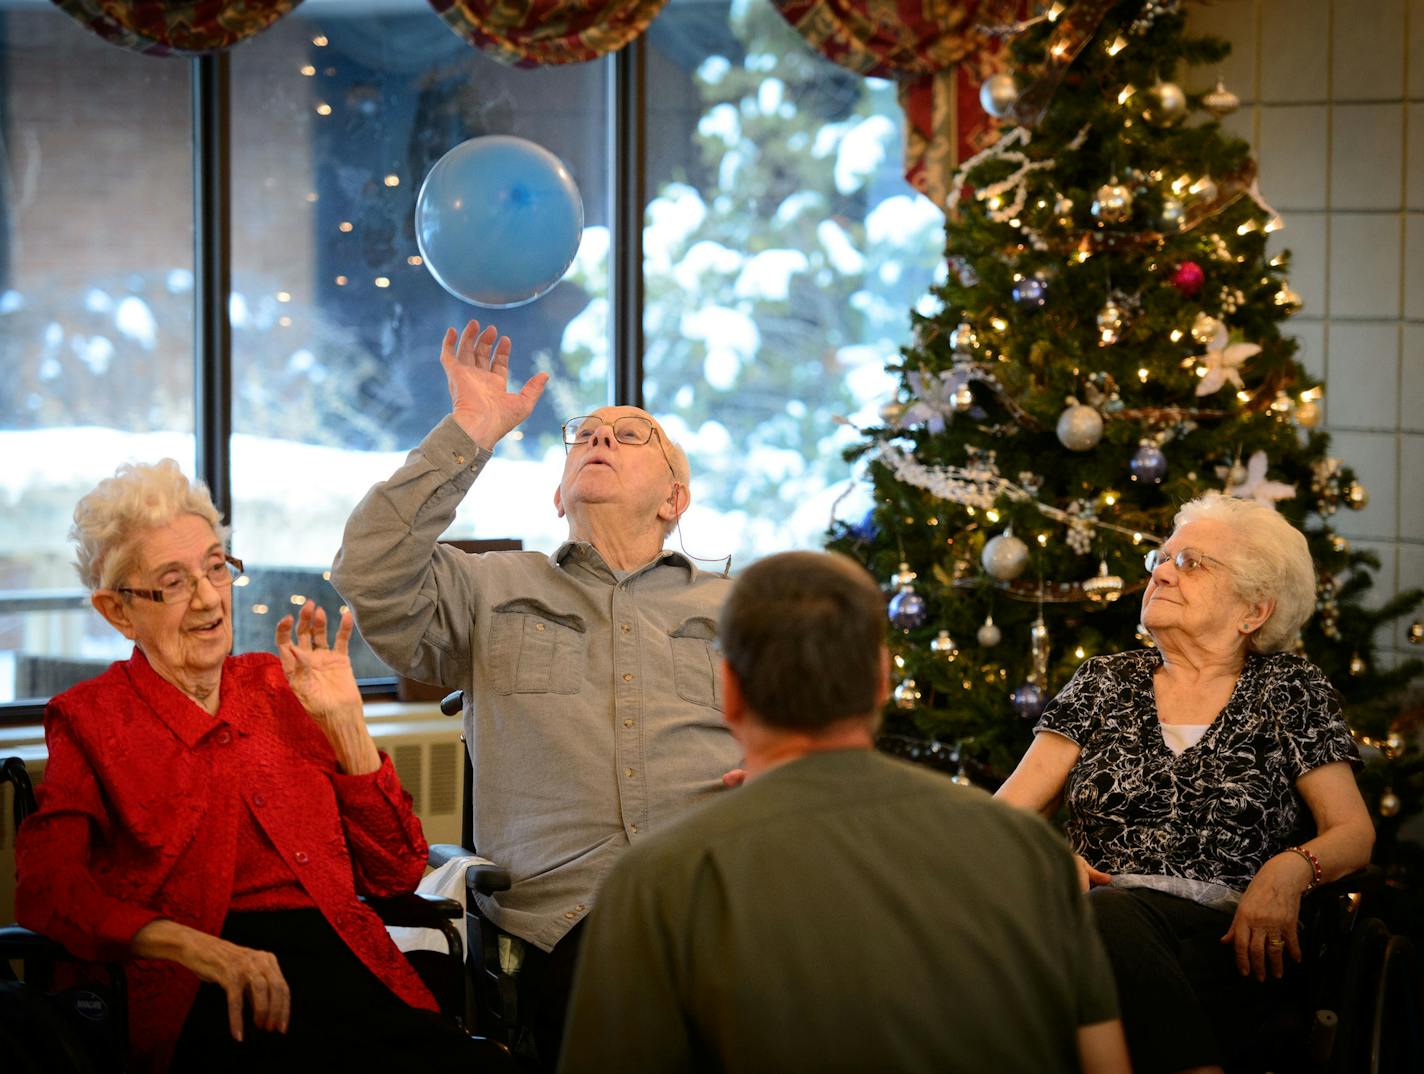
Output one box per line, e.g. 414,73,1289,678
441,320,549,451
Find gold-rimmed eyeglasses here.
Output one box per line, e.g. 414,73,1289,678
116,554,244,604
1143,547,1227,575
561,414,658,450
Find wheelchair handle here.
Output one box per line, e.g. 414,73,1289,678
440,691,464,717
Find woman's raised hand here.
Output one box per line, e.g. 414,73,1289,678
440,319,549,451
275,601,361,728
275,601,381,775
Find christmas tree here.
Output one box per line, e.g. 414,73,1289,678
826,1,1424,884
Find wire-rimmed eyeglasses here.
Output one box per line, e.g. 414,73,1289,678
116,554,244,604
561,414,659,450
1143,547,1228,575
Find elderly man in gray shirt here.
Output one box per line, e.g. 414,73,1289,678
332,320,741,1068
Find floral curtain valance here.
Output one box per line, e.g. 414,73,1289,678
426,0,671,67
48,0,303,57
768,0,1002,207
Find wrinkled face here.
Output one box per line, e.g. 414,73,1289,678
1141,518,1252,643
555,406,679,523
112,514,234,686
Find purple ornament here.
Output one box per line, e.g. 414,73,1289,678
888,590,928,631
1130,443,1168,484
1011,682,1045,719
1012,273,1048,308
847,508,879,542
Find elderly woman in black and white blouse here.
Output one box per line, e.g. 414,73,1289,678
996,493,1374,1074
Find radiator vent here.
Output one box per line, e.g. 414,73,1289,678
428,741,459,817
392,744,425,809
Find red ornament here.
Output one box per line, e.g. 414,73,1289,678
1170,261,1205,296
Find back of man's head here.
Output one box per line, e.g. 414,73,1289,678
721,551,887,732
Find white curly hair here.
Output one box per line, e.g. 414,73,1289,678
1172,493,1315,653
70,459,228,593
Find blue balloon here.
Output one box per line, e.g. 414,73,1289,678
415,136,584,309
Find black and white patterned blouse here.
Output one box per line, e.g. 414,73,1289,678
1035,649,1360,893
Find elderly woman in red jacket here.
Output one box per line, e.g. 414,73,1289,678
15,460,493,1073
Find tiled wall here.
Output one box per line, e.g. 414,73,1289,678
1186,0,1423,668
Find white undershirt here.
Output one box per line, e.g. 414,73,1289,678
1160,723,1211,755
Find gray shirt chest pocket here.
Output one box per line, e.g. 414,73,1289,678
669,616,721,709
489,599,589,695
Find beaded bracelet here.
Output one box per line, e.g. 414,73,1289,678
1287,845,1322,891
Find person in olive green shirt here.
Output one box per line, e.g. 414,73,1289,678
559,550,1130,1074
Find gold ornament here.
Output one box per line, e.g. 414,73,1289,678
1202,79,1241,118
893,562,918,589
1158,196,1185,231
952,383,974,411
1142,81,1188,126
879,400,905,424
1349,653,1367,676
1083,560,1125,603
1274,283,1303,310
1053,194,1074,227
1091,180,1134,225
1407,620,1423,644
977,615,1002,648
950,322,979,354
1295,400,1320,428
1096,302,1126,346
1345,482,1369,510
1379,790,1401,818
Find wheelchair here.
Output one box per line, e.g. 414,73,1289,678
0,755,479,1073
427,689,540,1063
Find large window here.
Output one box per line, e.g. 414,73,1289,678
0,4,194,702
0,0,940,706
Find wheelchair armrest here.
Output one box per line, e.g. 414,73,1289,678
0,924,71,961
427,844,512,896
362,892,462,929
1308,864,1383,900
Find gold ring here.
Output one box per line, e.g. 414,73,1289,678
1266,939,1285,947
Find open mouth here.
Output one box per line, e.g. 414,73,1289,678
190,618,225,635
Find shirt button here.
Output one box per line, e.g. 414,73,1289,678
294,851,309,864
564,910,577,920
629,824,639,834
217,730,231,745
252,794,266,807
621,623,632,633
625,768,635,779
535,623,546,632
454,453,466,465
622,672,634,682
623,719,634,728
575,904,586,912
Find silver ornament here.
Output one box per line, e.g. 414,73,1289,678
1029,615,1051,683
892,561,918,589
1056,403,1104,451
950,322,979,354
1082,560,1125,603
952,383,974,411
893,678,921,709
977,615,1002,648
1159,196,1185,231
1227,462,1249,486
1097,301,1126,345
979,72,1019,119
1053,194,1074,227
1091,181,1134,225
930,630,960,662
1142,81,1187,126
1190,311,1222,345
982,531,1029,581
1201,79,1240,118
1379,790,1401,818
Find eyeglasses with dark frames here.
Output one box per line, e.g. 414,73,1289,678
116,554,245,604
1143,547,1228,575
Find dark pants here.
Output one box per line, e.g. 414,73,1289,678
171,909,508,1073
510,920,585,1073
1089,887,1299,1074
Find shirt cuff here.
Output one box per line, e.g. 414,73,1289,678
423,416,495,481
329,751,406,806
